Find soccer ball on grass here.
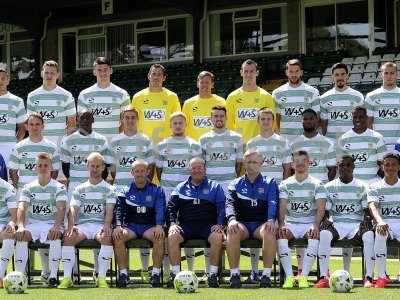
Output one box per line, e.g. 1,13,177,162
174,271,198,293
329,270,353,293
3,271,28,294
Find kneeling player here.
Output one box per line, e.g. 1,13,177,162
225,149,278,288
15,153,66,287
316,155,375,288
368,153,400,288
278,150,327,288
58,152,116,289
114,159,165,288
0,177,17,288
167,157,225,288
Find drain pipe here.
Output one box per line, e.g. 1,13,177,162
40,11,52,67
199,0,207,63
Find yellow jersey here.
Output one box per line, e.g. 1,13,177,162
132,87,181,144
182,94,226,140
226,87,275,143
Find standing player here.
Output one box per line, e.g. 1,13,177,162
0,176,17,288
27,60,76,146
290,109,336,183
114,159,165,288
167,157,225,288
182,71,225,140
15,153,67,287
198,105,242,279
320,63,364,140
365,62,400,150
247,108,291,183
60,111,112,200
226,59,275,143
368,153,400,288
110,105,154,192
155,112,201,276
316,155,375,288
58,152,116,289
272,59,319,140
132,64,181,144
226,149,278,288
278,150,327,288
78,57,130,142
0,67,26,166
337,107,387,184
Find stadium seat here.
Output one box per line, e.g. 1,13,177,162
348,73,361,85
307,77,320,87
341,57,354,64
361,72,376,84
367,55,381,63
353,56,367,65
319,76,332,86
381,53,395,62
322,67,331,76
365,62,379,72
350,64,365,74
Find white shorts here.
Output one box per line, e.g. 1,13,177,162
387,221,400,241
334,222,360,240
286,223,312,239
76,223,103,240
26,222,62,243
0,142,15,167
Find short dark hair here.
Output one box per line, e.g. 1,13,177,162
286,59,303,70
211,105,226,114
42,60,59,72
383,152,400,164
339,155,355,164
27,112,44,124
292,150,309,158
331,63,349,74
241,59,259,70
302,108,318,117
148,64,166,76
0,66,9,76
93,57,111,67
352,106,367,116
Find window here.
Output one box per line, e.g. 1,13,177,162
208,5,287,57
137,31,166,62
78,38,105,69
107,24,135,65
168,18,193,59
305,0,369,56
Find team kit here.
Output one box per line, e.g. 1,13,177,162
0,56,399,290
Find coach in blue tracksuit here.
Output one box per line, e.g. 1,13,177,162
113,159,165,288
226,149,279,289
167,157,225,288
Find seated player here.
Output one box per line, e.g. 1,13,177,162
167,157,225,288
113,159,165,288
15,153,67,287
316,155,375,288
277,150,327,289
368,153,400,288
0,176,17,288
225,149,278,288
58,152,116,289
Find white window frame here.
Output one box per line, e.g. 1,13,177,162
58,14,193,74
205,3,288,59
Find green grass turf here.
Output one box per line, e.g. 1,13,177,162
2,250,400,299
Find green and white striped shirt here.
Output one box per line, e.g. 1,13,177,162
199,129,243,187
70,180,117,225
290,133,336,183
320,87,364,140
78,83,130,140
367,179,400,222
27,85,76,146
60,131,113,185
20,179,67,223
337,128,387,183
325,178,368,224
110,132,154,190
273,82,320,139
246,133,291,184
155,136,201,188
0,178,17,225
9,138,60,189
365,86,400,148
0,92,27,143
279,175,327,224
